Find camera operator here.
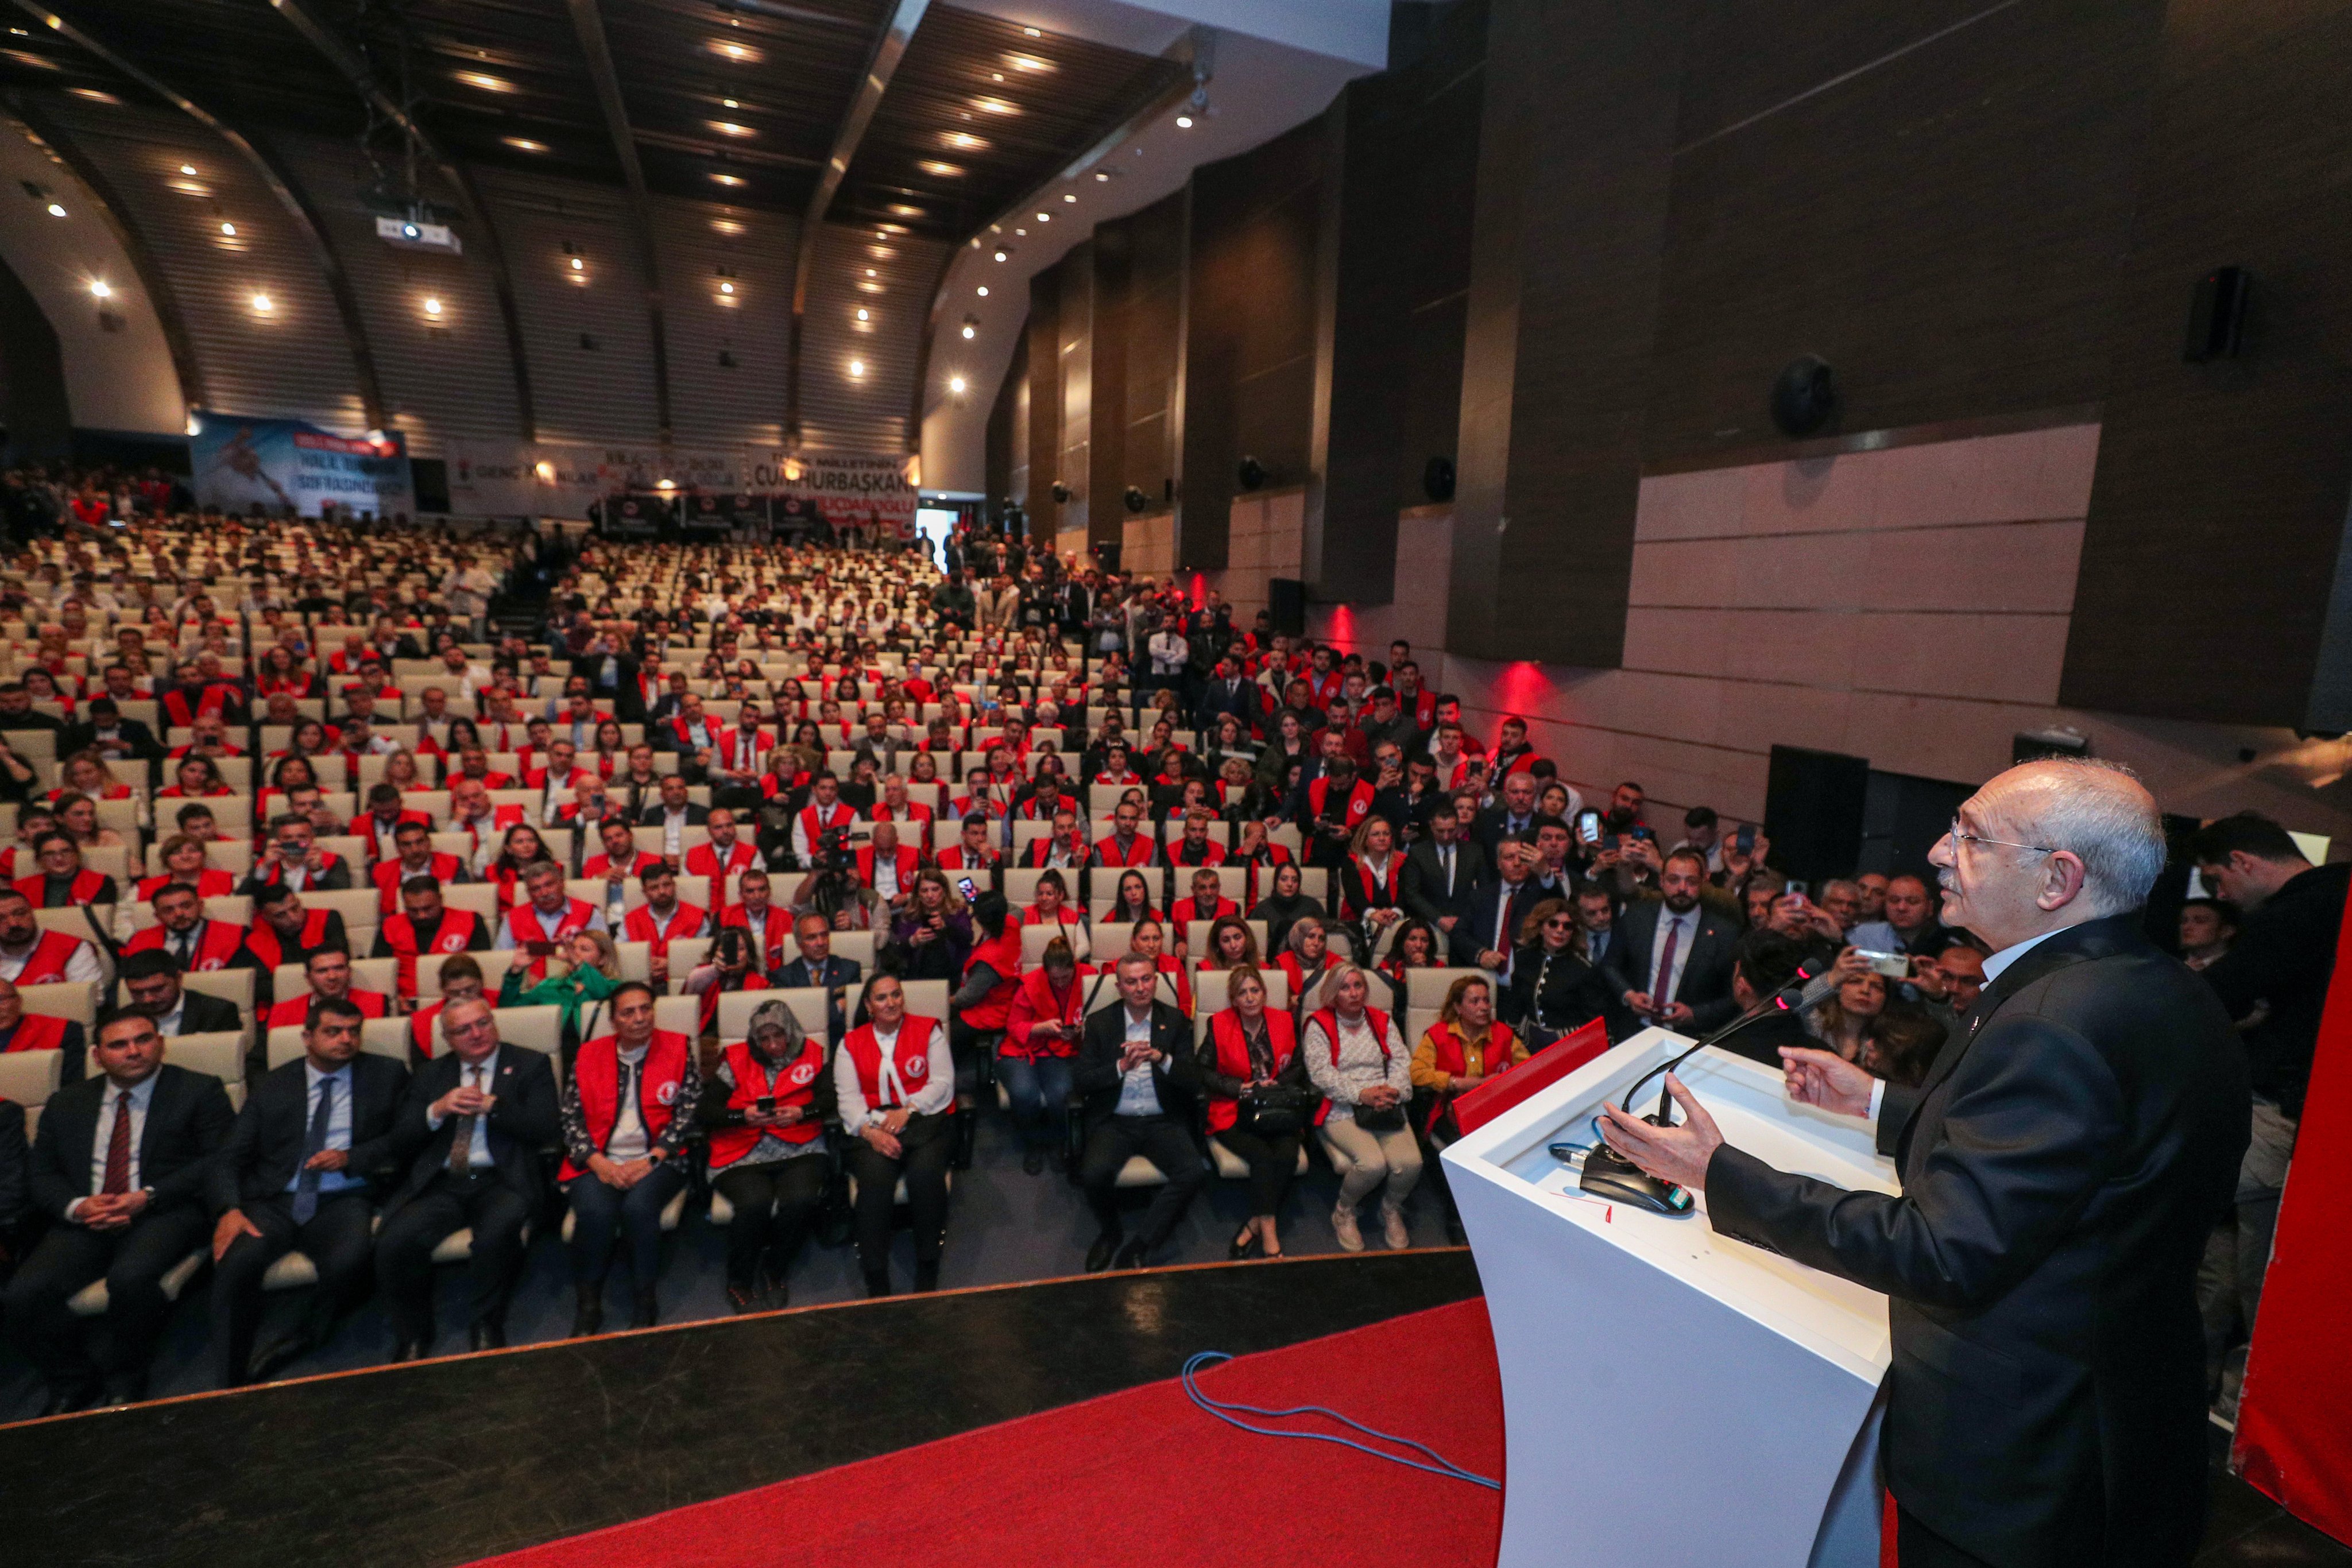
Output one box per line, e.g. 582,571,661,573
787,825,883,932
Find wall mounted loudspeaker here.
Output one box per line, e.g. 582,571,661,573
1237,455,1267,491
2184,267,2250,363
1049,481,1072,504
1267,577,1306,636
1422,455,1456,502
1123,485,1149,513
1770,355,1836,437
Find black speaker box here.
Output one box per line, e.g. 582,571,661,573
1763,744,1869,886
1267,578,1306,636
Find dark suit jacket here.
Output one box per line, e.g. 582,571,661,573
1073,1001,1201,1129
1453,873,1541,969
1599,898,1740,1031
1705,915,2249,1566
64,718,163,764
0,1099,26,1231
1472,808,1542,865
570,652,644,721
167,991,247,1037
26,1063,235,1219
636,802,711,828
382,1045,560,1215
207,1052,411,1210
1193,676,1262,733
1400,837,1488,932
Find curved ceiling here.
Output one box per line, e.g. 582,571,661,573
0,0,1196,454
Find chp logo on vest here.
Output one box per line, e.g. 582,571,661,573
787,1060,818,1086
903,1050,928,1081
656,1079,679,1106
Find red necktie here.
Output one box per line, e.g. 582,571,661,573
1652,916,1682,1002
102,1090,133,1194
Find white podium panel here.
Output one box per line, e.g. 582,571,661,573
1443,1028,1898,1568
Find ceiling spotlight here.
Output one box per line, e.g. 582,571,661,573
250,292,274,313
949,374,968,394
179,163,196,176
711,218,745,235
719,281,735,295
973,98,1015,115
502,137,547,153
1094,170,1111,181
67,87,120,104
887,203,922,217
1022,25,1041,37
943,131,985,150
848,359,865,378
570,256,585,271
992,249,1007,262
1062,192,1077,203
992,72,1003,83
401,221,420,239
711,172,745,187
1006,53,1051,72
856,307,869,321
44,202,65,218
220,221,237,236
865,267,877,277
1175,113,1193,129
455,70,513,92
876,222,907,234
709,121,753,138
722,98,738,109
711,38,759,61
87,279,111,299
423,296,443,316
960,323,974,339
1036,211,1050,222
918,160,962,177
534,460,556,481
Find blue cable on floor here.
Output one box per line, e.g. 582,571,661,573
1181,1351,1502,1489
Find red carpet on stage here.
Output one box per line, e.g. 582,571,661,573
465,1298,1507,1568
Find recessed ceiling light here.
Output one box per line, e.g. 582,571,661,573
709,121,753,138
992,249,1007,262
1062,193,1077,203
179,163,196,175
991,72,1003,83
219,221,236,236
960,324,974,339
887,203,922,217
711,38,760,61
1022,25,1041,37
722,98,738,109
44,202,65,218
855,307,869,321
1175,114,1194,129
875,222,907,235
1094,170,1111,181
975,285,988,297
1035,211,1050,222
711,218,745,235
865,268,877,277
949,374,968,393
87,279,111,299
1007,53,1052,73
719,281,734,295
67,86,119,104
570,256,585,271
455,70,513,92
973,97,1016,115
423,296,443,316
250,292,274,313
848,359,864,378
166,179,210,196
711,172,745,187
504,137,547,153
917,160,962,177
943,131,985,150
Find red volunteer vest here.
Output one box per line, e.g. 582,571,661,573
719,902,792,969
123,918,247,971
245,853,349,892
1171,895,1240,932
1094,833,1155,868
1306,776,1374,828
1347,855,1401,910
705,1038,826,1169
7,928,87,984
13,869,107,908
373,853,464,914
1276,950,1338,997
683,841,760,907
0,1012,69,1055
243,909,332,972
560,1029,693,1181
1310,1005,1394,1121
855,844,922,890
1420,1020,1522,1133
958,930,1026,1031
1003,964,1092,1061
1204,1008,1302,1133
840,1016,942,1110
265,988,390,1029
378,909,486,997
623,901,706,950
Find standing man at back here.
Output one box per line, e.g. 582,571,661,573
1599,760,2249,1567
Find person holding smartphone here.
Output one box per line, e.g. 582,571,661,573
699,1000,830,1312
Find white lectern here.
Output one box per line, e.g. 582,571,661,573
1442,1029,1898,1568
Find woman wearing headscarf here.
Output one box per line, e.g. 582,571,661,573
699,998,833,1311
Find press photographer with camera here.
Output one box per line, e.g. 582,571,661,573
788,823,883,932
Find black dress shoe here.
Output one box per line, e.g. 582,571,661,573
1022,1145,1046,1176
388,1338,425,1364
1085,1232,1121,1273
572,1284,604,1338
629,1287,659,1329
39,1383,99,1418
1229,1227,1260,1261
247,1327,326,1384
726,1280,762,1315
762,1273,790,1311
1113,1238,1147,1270
469,1319,507,1352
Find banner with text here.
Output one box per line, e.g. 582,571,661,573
440,440,914,532
753,451,918,537
189,412,412,519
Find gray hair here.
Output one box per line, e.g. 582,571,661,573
746,999,805,1047
1999,758,2166,916
1115,950,1158,977
1285,915,1326,955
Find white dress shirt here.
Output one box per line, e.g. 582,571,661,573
830,1020,955,1134
289,1060,363,1195
425,1049,501,1170
1646,905,1697,1004
0,934,104,985
69,1071,161,1219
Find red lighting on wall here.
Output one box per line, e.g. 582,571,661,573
1328,603,1356,645
1190,572,1207,610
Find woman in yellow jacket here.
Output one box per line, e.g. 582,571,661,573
1409,973,1529,1242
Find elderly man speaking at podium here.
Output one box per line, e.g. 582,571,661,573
1600,759,2249,1568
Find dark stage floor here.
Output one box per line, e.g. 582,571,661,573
0,1246,2336,1568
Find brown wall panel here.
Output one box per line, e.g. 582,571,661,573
1086,226,1132,549
1023,268,1061,540
2061,0,2352,726
1120,191,1188,521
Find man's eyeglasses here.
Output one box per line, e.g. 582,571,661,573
1946,819,2057,857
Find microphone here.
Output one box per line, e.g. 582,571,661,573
1577,962,1842,1217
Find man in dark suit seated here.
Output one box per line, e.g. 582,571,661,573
1074,953,1206,1273
373,994,558,1358
1598,848,1740,1033
1191,655,1262,735
206,996,409,1386
1401,807,1488,957
2,1008,234,1412
116,949,246,1038
773,911,862,1038
1456,837,1542,974
1601,760,2250,1568
63,696,163,768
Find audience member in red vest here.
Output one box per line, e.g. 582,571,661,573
1409,973,1527,1244
1195,963,1313,1260
697,997,830,1312
16,833,118,909
404,953,489,1062
372,878,492,1001
372,820,469,916
496,861,604,981
833,973,954,1297
0,975,84,1082
1301,963,1418,1253
621,864,707,989
997,936,1090,1175
559,982,700,1334
0,885,102,985
264,948,393,1031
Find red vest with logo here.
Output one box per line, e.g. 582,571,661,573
560,1029,694,1181
123,918,247,971
855,844,922,891
1347,855,1401,911
244,854,348,892
1094,833,1155,869
378,909,485,997
1276,950,1337,998
1419,1020,1521,1133
7,928,88,985
1306,776,1374,828
623,901,706,950
0,1012,69,1055
1171,896,1240,932
719,902,792,969
705,1038,826,1169
1205,1008,1302,1134
958,930,1026,1031
13,869,109,908
243,909,332,972
840,1016,942,1110
1003,964,1092,1061
266,988,390,1029
683,841,760,907
373,852,465,914
797,800,856,847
